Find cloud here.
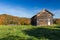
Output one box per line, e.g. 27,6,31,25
0,3,33,18
52,10,60,18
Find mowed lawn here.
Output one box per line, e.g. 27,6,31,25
0,25,60,40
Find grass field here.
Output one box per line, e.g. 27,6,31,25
0,25,60,40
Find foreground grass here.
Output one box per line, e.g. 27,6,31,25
0,25,60,40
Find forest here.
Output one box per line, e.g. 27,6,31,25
0,14,30,25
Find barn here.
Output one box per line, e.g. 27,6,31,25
31,9,54,26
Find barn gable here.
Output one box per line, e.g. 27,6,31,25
37,9,54,16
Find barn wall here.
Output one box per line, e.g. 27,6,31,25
37,12,53,26
31,16,37,26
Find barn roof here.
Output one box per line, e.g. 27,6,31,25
32,9,54,18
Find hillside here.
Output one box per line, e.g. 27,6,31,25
0,14,30,25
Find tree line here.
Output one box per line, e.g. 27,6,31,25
0,14,30,25
0,14,60,25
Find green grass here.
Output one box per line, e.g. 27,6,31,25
0,25,60,40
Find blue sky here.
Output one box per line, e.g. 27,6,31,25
0,0,60,18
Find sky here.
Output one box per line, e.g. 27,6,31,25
0,0,60,18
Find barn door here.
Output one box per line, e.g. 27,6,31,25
48,19,50,25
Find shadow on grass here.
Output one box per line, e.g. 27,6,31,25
23,28,60,40
56,26,60,28
0,35,36,40
0,35,25,40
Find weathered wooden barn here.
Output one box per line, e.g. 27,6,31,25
31,9,54,26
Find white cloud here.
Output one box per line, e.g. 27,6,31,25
0,3,33,18
52,10,60,18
